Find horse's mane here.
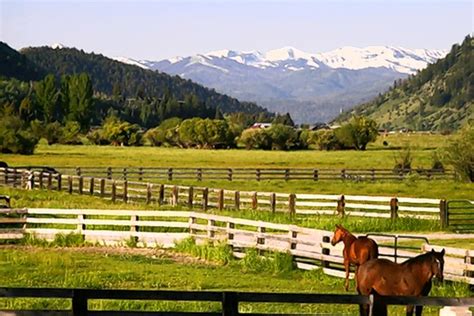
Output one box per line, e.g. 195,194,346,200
402,252,434,266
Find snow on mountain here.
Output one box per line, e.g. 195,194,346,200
154,45,446,74
50,43,66,49
111,45,447,124
111,56,151,69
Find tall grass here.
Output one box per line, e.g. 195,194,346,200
174,237,234,265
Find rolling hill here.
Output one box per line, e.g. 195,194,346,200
335,35,473,131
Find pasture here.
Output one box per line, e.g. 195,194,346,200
1,132,472,314
0,246,470,315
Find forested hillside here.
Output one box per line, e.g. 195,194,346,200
21,46,267,115
336,35,473,131
0,42,44,82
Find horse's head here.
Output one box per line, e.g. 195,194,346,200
331,224,345,246
430,248,445,282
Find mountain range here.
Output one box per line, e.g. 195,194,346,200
336,35,472,131
114,46,447,123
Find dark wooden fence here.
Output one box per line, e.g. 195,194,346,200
57,166,454,182
0,167,447,222
0,287,472,316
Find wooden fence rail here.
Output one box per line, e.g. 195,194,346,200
1,208,473,285
1,287,472,316
55,166,455,182
0,168,448,224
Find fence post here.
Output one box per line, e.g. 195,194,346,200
138,167,143,181
313,169,319,181
322,235,331,268
337,195,345,217
390,198,398,221
218,189,224,210
123,181,128,203
146,183,152,204
123,168,127,181
188,214,197,236
89,177,95,195
288,194,296,217
228,168,233,181
47,173,52,190
157,184,164,205
440,199,448,229
270,193,276,213
257,226,266,254
222,291,238,316
197,168,202,181
256,169,261,181
107,167,112,179
341,169,346,180
77,212,86,232
202,187,209,211
288,226,297,250
227,222,235,244
72,290,88,315
172,185,178,206
39,171,44,189
68,176,73,194
188,186,194,208
251,192,258,210
111,181,116,202
168,168,173,181
371,169,375,181
208,219,216,239
57,174,62,191
76,167,81,176
285,169,290,181
130,214,139,244
234,191,240,211
465,251,474,280
78,176,83,195
100,179,105,197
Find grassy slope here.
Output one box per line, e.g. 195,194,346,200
0,247,470,315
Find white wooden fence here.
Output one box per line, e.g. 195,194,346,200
1,208,472,285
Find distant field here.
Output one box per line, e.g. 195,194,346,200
1,133,453,169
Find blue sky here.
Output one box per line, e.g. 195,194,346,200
1,0,472,60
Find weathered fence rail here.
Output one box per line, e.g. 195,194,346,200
0,168,448,224
1,287,472,316
57,166,454,182
1,208,473,285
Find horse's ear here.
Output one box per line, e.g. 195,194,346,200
441,248,445,255
431,249,435,253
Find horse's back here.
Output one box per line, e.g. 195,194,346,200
352,237,379,264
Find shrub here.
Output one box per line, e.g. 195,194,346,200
443,125,474,182
88,116,143,146
267,124,298,150
335,116,378,150
309,130,343,150
238,128,272,150
0,115,38,154
393,146,413,172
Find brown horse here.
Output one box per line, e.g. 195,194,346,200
356,249,445,316
331,224,379,291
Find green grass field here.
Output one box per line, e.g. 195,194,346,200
0,247,470,315
1,132,453,169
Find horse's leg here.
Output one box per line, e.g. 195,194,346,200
344,260,350,291
406,305,415,316
415,305,423,316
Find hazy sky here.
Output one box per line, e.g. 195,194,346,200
1,0,472,60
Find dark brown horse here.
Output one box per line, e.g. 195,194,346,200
356,249,445,316
331,224,379,291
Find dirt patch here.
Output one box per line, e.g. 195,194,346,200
0,245,216,265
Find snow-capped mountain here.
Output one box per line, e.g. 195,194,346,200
114,46,447,123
